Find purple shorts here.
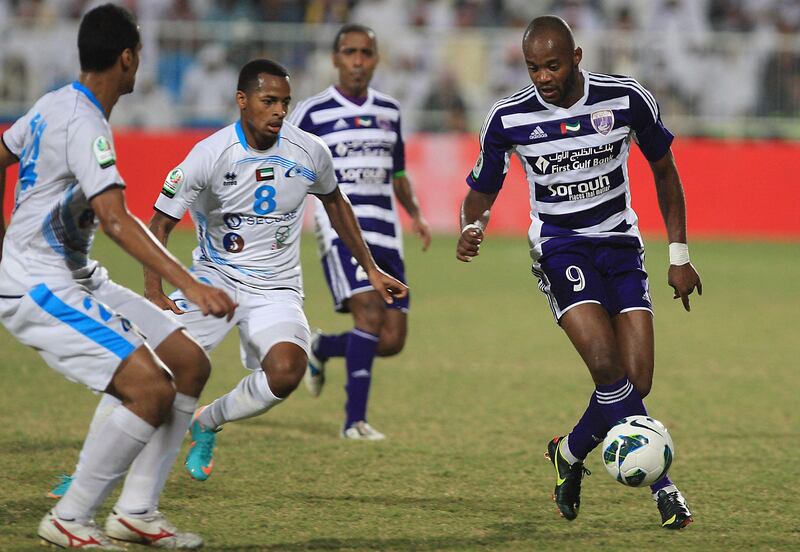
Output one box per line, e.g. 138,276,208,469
532,239,652,322
321,239,409,313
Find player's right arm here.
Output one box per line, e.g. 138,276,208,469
456,105,510,263
143,210,184,314
456,189,497,262
90,189,235,319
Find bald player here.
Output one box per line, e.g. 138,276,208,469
457,15,700,529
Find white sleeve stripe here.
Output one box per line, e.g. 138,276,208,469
287,89,333,125
589,72,658,112
479,85,537,146
589,73,658,122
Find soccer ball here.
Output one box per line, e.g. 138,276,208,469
602,415,674,487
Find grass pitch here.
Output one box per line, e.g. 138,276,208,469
1,231,798,551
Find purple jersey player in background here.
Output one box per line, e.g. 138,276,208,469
289,24,431,440
457,15,701,529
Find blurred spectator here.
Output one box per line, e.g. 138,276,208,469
760,47,800,117
157,35,196,99
0,55,29,105
1,0,800,136
304,0,351,24
205,0,257,21
708,0,755,32
163,0,199,20
181,44,238,127
114,77,179,129
419,71,468,133
256,0,306,23
549,0,606,31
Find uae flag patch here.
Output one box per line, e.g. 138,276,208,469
255,167,275,181
560,121,581,134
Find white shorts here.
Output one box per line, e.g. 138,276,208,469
168,266,310,370
0,268,181,392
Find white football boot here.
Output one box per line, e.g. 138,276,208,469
341,421,386,441
105,509,203,549
38,510,123,550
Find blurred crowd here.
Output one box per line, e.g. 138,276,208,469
1,0,799,137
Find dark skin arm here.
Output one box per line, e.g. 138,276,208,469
90,189,236,319
392,173,431,251
649,149,702,311
456,188,497,262
143,210,185,314
317,187,408,304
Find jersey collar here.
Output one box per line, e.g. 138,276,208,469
330,84,373,110
71,81,106,119
536,69,589,113
235,119,281,152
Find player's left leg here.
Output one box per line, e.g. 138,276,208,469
376,308,407,357
188,289,309,479
106,328,209,548
614,311,693,529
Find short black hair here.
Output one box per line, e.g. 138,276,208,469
332,24,377,52
78,4,140,72
237,59,290,93
523,15,575,52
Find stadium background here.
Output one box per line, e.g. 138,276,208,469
1,1,799,550
2,0,800,238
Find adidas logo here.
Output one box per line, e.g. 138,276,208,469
333,118,349,130
529,126,548,140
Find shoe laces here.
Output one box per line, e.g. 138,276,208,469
563,464,591,499
193,427,218,460
145,511,177,532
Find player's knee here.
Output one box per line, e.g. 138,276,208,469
132,375,176,426
352,298,386,334
180,343,211,389
377,333,405,357
154,331,210,396
588,353,624,385
265,356,304,398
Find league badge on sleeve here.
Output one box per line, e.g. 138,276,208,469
92,136,116,169
162,167,184,198
591,110,615,135
471,151,484,180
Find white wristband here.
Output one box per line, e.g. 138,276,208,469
462,221,484,234
669,242,690,266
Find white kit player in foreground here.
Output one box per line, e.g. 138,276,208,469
52,58,408,486
0,4,236,549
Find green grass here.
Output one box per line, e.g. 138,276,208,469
1,231,798,551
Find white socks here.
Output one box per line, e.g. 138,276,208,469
74,393,122,476
54,406,155,523
560,435,582,465
115,392,198,516
198,369,281,429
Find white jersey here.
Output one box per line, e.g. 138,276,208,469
0,82,125,296
154,120,337,293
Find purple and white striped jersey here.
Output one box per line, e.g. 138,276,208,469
287,85,405,257
468,70,673,260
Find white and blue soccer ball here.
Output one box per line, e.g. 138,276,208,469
602,415,674,487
